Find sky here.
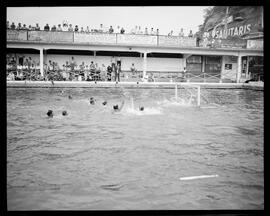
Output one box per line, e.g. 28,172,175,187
7,6,209,36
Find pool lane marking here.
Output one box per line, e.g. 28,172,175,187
179,175,218,181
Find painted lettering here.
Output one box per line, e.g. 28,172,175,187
247,24,251,32
239,26,243,35
234,27,238,36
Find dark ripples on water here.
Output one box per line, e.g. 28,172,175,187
7,88,263,210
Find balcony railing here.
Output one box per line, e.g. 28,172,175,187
6,29,262,50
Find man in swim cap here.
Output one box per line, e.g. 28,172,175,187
90,97,95,105
68,95,72,99
62,110,68,116
102,101,107,106
47,110,53,117
139,106,144,111
113,100,124,112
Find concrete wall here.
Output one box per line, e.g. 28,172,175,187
12,53,183,72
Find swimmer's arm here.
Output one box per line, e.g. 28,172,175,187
119,100,125,111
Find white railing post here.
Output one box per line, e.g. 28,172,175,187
197,85,201,107
175,84,178,101
40,48,44,77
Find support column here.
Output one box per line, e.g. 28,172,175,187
40,48,44,77
143,52,147,79
245,56,249,79
236,54,242,83
94,51,96,59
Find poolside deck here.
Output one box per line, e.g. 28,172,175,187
6,81,264,91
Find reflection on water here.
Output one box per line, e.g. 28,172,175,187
7,88,263,210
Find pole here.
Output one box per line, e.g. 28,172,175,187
197,85,201,107
143,52,147,79
236,54,241,83
40,48,44,77
175,84,178,101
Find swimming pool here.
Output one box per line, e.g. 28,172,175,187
7,87,264,210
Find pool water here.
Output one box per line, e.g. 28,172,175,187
7,87,264,210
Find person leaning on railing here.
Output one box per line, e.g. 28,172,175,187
10,22,16,30
107,65,113,81
44,24,50,31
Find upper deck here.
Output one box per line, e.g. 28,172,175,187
7,30,263,51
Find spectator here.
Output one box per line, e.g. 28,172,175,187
28,25,32,31
35,23,40,30
115,64,121,82
130,63,137,75
106,65,112,81
111,56,116,73
109,26,114,33
99,24,104,33
31,25,36,31
144,27,148,35
188,30,193,37
130,26,137,34
150,28,155,35
51,25,57,31
80,27,84,33
16,23,22,30
156,29,159,35
57,24,62,31
22,24,28,30
74,25,79,32
10,22,16,30
168,30,173,36
69,56,76,71
86,26,90,33
179,28,184,37
44,23,50,31
137,26,142,34
62,22,68,31
100,64,107,81
117,55,121,72
120,27,125,34
116,26,121,34
7,21,10,29
68,24,73,31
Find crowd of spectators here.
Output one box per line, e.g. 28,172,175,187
6,55,141,82
7,20,197,37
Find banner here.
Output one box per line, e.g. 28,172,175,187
117,34,157,45
247,40,263,49
74,32,116,44
7,30,27,41
212,38,247,48
28,31,73,43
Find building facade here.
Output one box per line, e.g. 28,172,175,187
6,28,263,82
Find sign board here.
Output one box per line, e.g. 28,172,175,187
74,32,117,44
117,34,157,45
7,30,27,41
247,40,263,49
225,64,232,70
211,38,247,48
28,31,73,43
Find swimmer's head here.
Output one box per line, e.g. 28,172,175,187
113,105,119,110
90,97,95,105
139,106,144,111
68,95,72,99
47,110,53,117
62,111,68,116
102,101,107,106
